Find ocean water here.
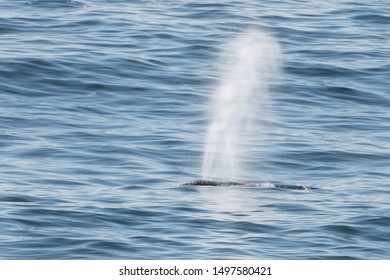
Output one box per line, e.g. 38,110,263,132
0,0,389,259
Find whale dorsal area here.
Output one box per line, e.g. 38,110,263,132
182,179,311,190
182,179,244,186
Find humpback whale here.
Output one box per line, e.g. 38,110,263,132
182,179,311,190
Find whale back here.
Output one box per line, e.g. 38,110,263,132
182,179,311,190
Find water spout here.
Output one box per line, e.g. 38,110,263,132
202,29,282,181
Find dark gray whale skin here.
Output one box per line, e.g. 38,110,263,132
182,179,244,186
182,179,311,190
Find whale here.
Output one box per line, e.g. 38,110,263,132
182,179,311,190
182,179,244,186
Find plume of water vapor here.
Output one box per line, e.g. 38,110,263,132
202,29,282,181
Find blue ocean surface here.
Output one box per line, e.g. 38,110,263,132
0,0,389,259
